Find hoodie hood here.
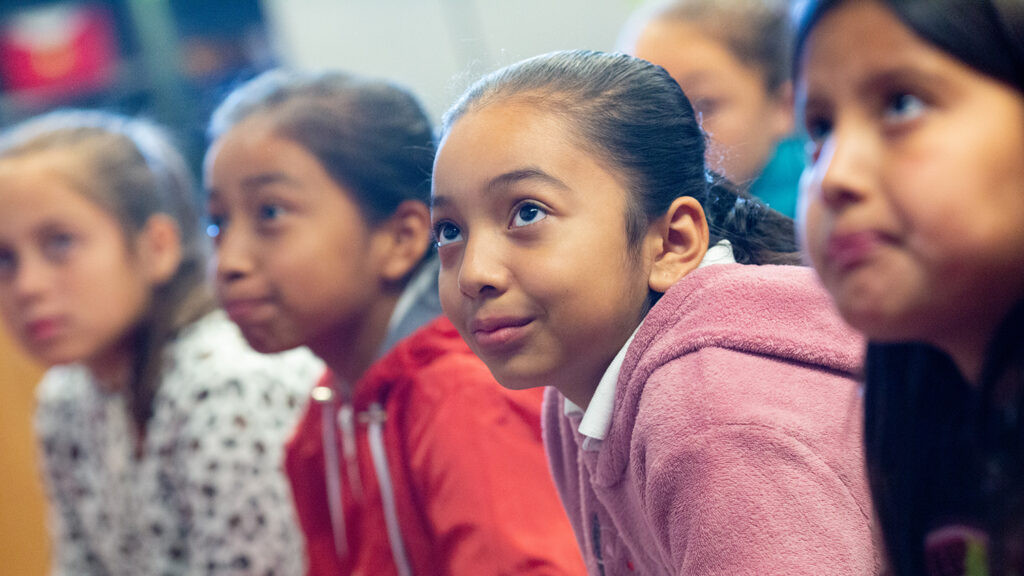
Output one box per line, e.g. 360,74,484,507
353,316,464,409
599,262,865,484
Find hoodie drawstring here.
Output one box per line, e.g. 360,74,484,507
312,384,349,559
312,388,413,575
365,402,413,576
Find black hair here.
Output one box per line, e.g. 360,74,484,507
794,0,1024,93
0,110,214,434
794,2,1024,574
208,69,437,226
441,50,799,279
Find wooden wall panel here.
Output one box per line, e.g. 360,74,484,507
0,326,48,575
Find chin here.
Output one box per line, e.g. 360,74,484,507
488,364,550,392
839,305,919,345
238,328,299,355
25,342,83,368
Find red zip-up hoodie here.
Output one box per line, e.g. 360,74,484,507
285,316,586,576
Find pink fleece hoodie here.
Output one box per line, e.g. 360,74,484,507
544,263,881,575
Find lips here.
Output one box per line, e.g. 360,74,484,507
24,316,64,343
825,230,887,271
469,315,533,353
221,297,273,325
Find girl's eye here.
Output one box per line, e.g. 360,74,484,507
511,203,548,228
42,233,74,262
258,204,285,221
691,97,721,122
802,116,833,163
434,222,463,247
883,92,925,124
0,248,16,279
804,115,833,146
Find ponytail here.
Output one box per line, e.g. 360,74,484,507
705,175,801,266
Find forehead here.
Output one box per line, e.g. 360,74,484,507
0,156,119,233
0,150,95,200
205,114,292,178
798,2,936,88
634,18,758,86
434,99,628,197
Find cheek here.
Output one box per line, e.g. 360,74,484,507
437,267,462,321
0,295,19,335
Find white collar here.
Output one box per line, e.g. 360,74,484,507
563,240,736,450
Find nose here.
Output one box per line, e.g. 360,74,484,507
814,125,877,211
11,252,51,305
213,223,254,285
457,233,509,299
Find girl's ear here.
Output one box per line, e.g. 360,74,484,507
376,200,432,284
138,214,183,285
647,195,709,293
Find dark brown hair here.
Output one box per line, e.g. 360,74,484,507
441,50,799,273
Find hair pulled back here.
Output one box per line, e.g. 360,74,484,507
209,69,437,225
441,50,799,269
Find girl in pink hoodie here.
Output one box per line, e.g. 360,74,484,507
431,50,880,575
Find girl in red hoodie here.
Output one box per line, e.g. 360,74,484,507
204,69,585,576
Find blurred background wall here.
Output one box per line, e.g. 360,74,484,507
1,330,46,575
0,1,637,572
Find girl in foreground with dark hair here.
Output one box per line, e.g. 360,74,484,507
795,1,1024,574
431,49,879,575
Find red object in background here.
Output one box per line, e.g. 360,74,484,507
0,3,118,99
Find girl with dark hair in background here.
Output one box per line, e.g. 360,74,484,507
0,110,322,575
795,1,1024,574
431,49,879,575
205,69,585,576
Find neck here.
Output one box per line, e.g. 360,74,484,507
311,293,401,391
87,338,136,394
556,344,624,411
933,321,998,387
558,378,601,412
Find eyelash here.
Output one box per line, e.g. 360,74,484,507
510,201,548,228
882,92,926,125
0,248,15,279
431,198,552,249
432,221,462,248
43,233,74,261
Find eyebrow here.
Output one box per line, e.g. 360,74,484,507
240,172,302,190
678,70,720,89
206,172,300,201
431,167,568,209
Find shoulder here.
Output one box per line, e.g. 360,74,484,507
157,311,322,422
163,311,322,396
34,365,95,439
634,263,863,374
659,263,829,319
637,346,861,435
36,365,92,406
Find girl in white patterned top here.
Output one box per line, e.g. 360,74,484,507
0,110,322,576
